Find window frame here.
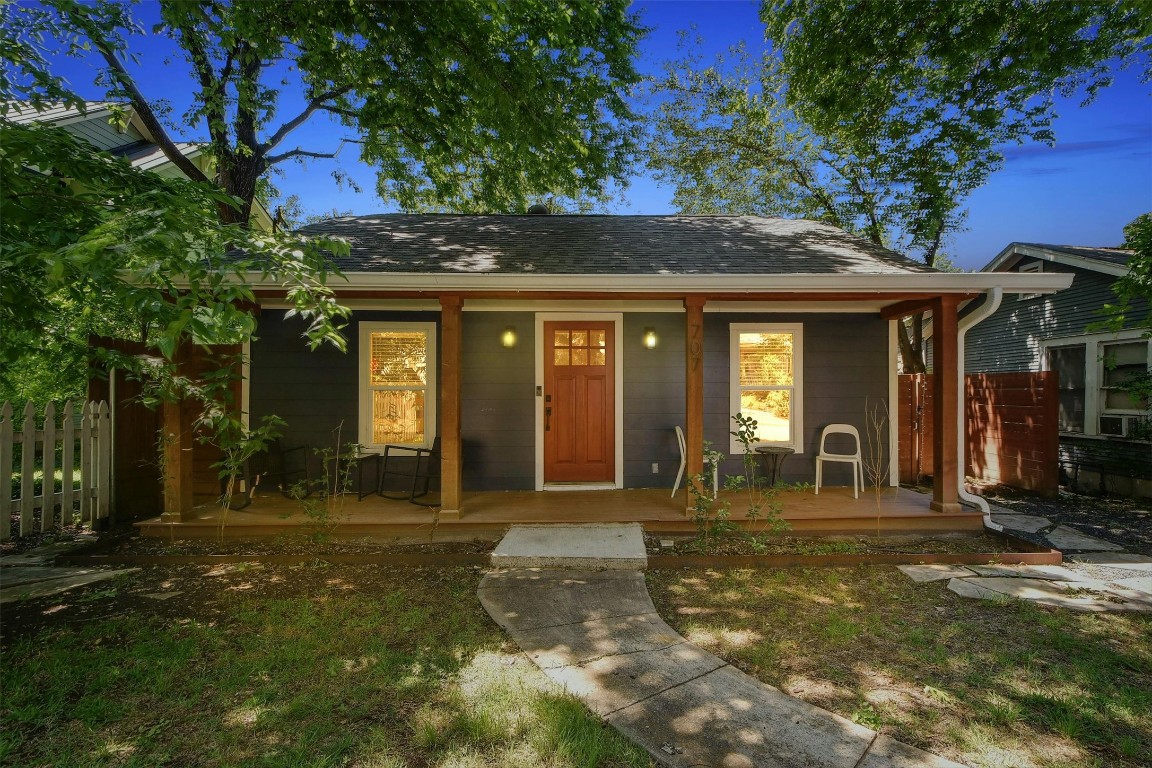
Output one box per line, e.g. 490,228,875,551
358,321,437,450
729,323,804,455
1041,330,1151,439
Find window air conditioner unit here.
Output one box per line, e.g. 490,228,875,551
1100,415,1150,438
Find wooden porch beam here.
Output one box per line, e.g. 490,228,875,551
439,296,463,519
160,345,195,522
880,298,937,320
685,296,706,514
931,296,963,514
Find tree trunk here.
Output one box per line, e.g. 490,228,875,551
216,156,261,227
897,315,927,374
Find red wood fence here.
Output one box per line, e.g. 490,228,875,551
898,372,1059,496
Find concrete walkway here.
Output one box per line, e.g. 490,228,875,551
480,525,964,767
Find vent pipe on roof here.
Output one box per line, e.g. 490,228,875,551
526,203,551,215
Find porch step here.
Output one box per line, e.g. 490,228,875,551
490,523,647,570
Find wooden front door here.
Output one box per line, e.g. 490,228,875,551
544,322,615,483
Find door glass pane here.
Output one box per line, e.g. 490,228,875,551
572,348,588,366
554,330,569,347
590,349,606,366
740,390,791,442
592,331,606,347
554,348,570,366
372,390,425,444
739,333,793,386
571,331,588,347
370,332,427,386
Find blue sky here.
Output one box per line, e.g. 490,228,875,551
45,0,1152,271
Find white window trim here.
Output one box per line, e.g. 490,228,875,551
358,321,437,450
729,323,804,455
1041,329,1151,437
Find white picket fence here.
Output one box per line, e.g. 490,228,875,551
1,400,111,540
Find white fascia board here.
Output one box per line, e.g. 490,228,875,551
240,271,1074,294
981,243,1129,277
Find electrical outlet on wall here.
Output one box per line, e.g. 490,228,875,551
651,462,659,474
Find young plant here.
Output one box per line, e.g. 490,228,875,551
686,416,789,551
862,397,893,536
295,421,356,541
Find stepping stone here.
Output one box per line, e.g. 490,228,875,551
0,566,104,588
1111,576,1152,595
1070,553,1152,572
490,523,647,569
897,564,976,583
953,576,1151,613
0,568,140,604
0,541,91,567
947,578,1010,602
1044,526,1125,552
142,591,184,601
967,564,1082,581
989,514,1052,533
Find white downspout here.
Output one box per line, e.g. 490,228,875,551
956,287,1003,530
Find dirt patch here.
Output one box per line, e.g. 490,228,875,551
644,532,1017,557
981,486,1152,556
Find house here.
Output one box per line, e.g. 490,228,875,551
155,214,1071,529
6,101,274,229
966,242,1151,497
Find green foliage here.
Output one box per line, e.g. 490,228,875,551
13,0,645,218
1096,212,1152,334
645,38,964,261
761,1,1150,246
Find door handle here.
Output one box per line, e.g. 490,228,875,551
545,406,552,431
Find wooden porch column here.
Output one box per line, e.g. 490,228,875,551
931,296,963,514
685,296,706,513
439,296,463,519
160,346,195,522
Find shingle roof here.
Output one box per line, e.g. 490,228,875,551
298,214,935,276
1012,243,1134,268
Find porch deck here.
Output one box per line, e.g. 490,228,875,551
137,486,985,539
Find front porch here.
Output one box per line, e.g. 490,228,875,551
137,485,985,539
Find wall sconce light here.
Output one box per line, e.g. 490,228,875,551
501,326,517,348
643,327,658,349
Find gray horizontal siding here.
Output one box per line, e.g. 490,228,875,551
966,261,1147,372
461,313,535,490
249,309,440,481
703,313,889,488
251,308,892,494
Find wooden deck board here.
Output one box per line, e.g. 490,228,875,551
137,486,985,538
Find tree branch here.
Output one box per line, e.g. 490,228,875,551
263,147,340,165
93,46,210,184
260,85,357,155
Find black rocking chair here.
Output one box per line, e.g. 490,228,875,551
377,437,441,505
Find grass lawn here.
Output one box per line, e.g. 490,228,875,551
647,566,1152,768
1,564,651,768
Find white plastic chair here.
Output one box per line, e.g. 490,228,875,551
815,424,864,498
673,426,719,498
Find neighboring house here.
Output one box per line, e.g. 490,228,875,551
966,242,1151,497
148,213,1067,522
7,101,274,230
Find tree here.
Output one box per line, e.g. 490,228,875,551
648,2,1149,371
13,0,644,222
1098,212,1152,333
645,40,971,261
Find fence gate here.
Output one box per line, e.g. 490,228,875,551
1,400,112,540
